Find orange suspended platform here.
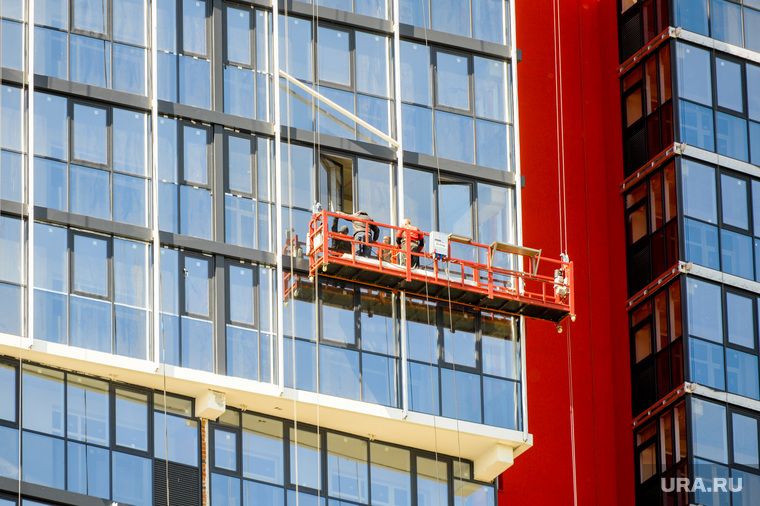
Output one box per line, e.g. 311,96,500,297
294,210,576,325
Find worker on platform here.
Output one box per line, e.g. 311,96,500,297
397,218,424,268
332,225,352,254
352,210,379,257
380,235,393,262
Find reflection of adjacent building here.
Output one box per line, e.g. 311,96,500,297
0,0,540,504
618,1,760,504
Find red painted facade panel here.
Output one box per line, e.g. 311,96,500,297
500,1,633,504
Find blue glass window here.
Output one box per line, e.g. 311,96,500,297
362,354,396,407
115,388,148,451
0,150,23,202
401,104,434,156
436,51,470,111
182,0,206,54
0,363,16,422
67,442,110,498
70,35,111,89
113,44,147,95
712,0,742,46
157,52,178,102
726,348,759,400
70,165,110,219
476,120,508,171
726,293,754,349
157,0,177,51
34,222,68,292
676,0,708,36
370,443,410,506
441,368,481,423
721,229,754,279
22,432,65,488
1,86,23,151
472,0,505,44
34,92,68,160
677,44,712,106
173,219,205,268
721,174,749,230
681,160,717,223
732,413,759,469
113,109,148,176
34,27,68,80
435,111,474,164
242,413,283,483
320,346,361,400
680,100,715,152
716,112,748,162
112,452,152,506
687,278,723,342
36,0,68,28
474,57,507,122
181,317,214,371
691,398,728,464
0,426,19,479
115,305,148,359
400,42,430,106
224,66,255,119
0,216,23,285
318,26,351,87
183,125,208,184
2,20,25,70
113,0,146,45
408,362,439,415
70,295,112,352
154,397,199,466
431,0,469,37
33,290,68,344
417,458,447,506
226,326,259,380
73,234,108,296
114,174,148,226
689,338,725,390
716,58,743,113
22,365,65,436
67,375,109,445
290,427,321,490
327,433,368,503
185,255,210,316
0,283,22,335
279,17,312,81
226,6,250,64
483,377,520,430
74,0,108,33
356,32,389,97
284,338,317,391
749,64,760,122
225,195,255,248
179,55,211,109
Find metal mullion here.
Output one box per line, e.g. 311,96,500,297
108,232,115,353
213,0,225,112
215,253,225,374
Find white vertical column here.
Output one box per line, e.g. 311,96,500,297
27,0,36,345
272,0,284,394
150,0,162,365
391,0,407,419
507,0,529,441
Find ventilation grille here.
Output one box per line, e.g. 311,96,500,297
632,363,656,418
627,241,651,297
621,11,643,62
153,460,201,506
624,125,648,178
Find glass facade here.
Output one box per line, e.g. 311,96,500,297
620,3,760,505
0,0,519,504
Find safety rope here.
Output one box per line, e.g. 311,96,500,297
551,0,577,504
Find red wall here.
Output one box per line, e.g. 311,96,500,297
500,0,633,504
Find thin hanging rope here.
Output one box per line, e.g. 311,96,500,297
551,0,577,504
